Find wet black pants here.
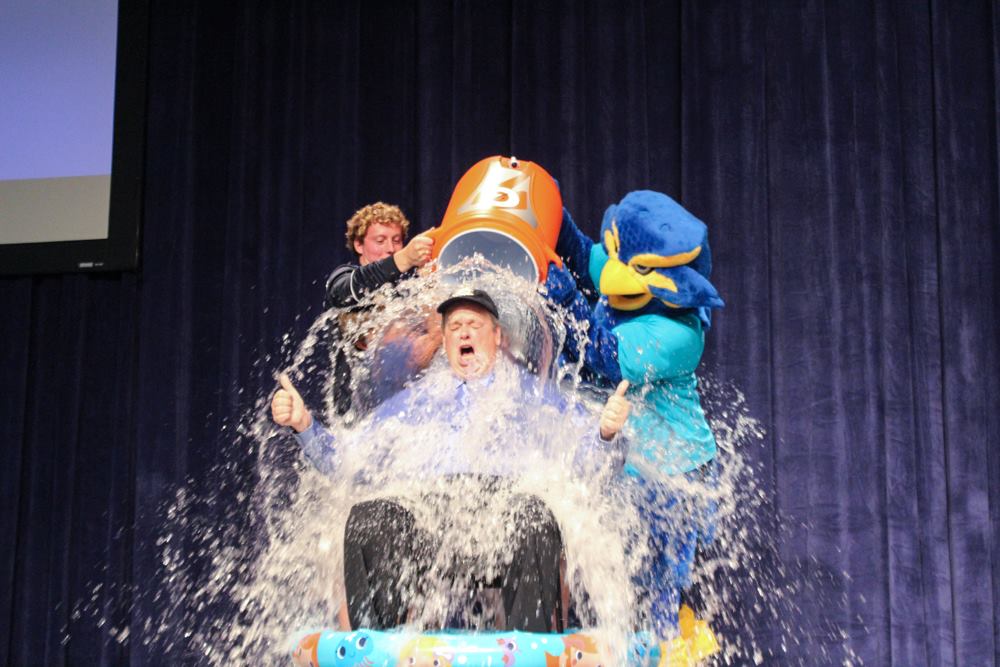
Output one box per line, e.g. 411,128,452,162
343,493,562,632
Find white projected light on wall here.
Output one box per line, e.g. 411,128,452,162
0,0,148,275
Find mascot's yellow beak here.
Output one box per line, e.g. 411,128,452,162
600,221,687,311
600,257,654,310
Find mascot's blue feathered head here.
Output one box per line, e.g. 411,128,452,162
589,190,723,325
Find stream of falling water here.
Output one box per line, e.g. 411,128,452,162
70,258,859,665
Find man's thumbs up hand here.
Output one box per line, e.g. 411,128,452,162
272,372,312,433
599,380,631,441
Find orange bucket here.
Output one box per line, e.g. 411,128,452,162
426,156,563,282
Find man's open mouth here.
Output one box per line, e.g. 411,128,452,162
460,345,475,358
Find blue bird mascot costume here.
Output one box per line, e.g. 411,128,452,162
545,190,723,663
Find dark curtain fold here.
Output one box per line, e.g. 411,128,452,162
1,1,997,664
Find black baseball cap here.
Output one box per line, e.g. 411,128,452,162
436,287,500,319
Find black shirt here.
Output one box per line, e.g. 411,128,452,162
324,255,410,415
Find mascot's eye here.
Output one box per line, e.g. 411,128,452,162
337,646,346,658
356,636,367,649
633,263,654,275
507,641,517,651
576,650,584,660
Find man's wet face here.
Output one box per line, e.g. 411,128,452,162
442,303,501,380
354,222,404,265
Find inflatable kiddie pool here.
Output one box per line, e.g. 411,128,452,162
291,629,659,667
291,625,719,667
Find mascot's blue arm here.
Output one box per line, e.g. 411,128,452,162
583,320,625,383
544,262,624,384
556,207,598,293
548,207,626,382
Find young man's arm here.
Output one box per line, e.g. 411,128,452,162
325,235,434,309
324,256,403,309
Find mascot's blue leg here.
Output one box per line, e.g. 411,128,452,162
634,462,719,637
637,493,695,636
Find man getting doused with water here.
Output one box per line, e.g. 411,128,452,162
272,288,631,633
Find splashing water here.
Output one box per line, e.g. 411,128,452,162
68,257,860,665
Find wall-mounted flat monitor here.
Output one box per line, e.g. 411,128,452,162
0,0,148,276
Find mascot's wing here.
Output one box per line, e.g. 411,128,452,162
554,207,598,293
544,263,624,384
582,313,625,383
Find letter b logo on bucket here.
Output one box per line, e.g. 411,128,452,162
457,162,537,227
430,156,563,282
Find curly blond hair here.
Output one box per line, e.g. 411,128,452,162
345,202,410,252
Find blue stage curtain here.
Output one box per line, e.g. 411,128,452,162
1,1,997,664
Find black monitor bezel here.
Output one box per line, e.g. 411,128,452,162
0,0,149,277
